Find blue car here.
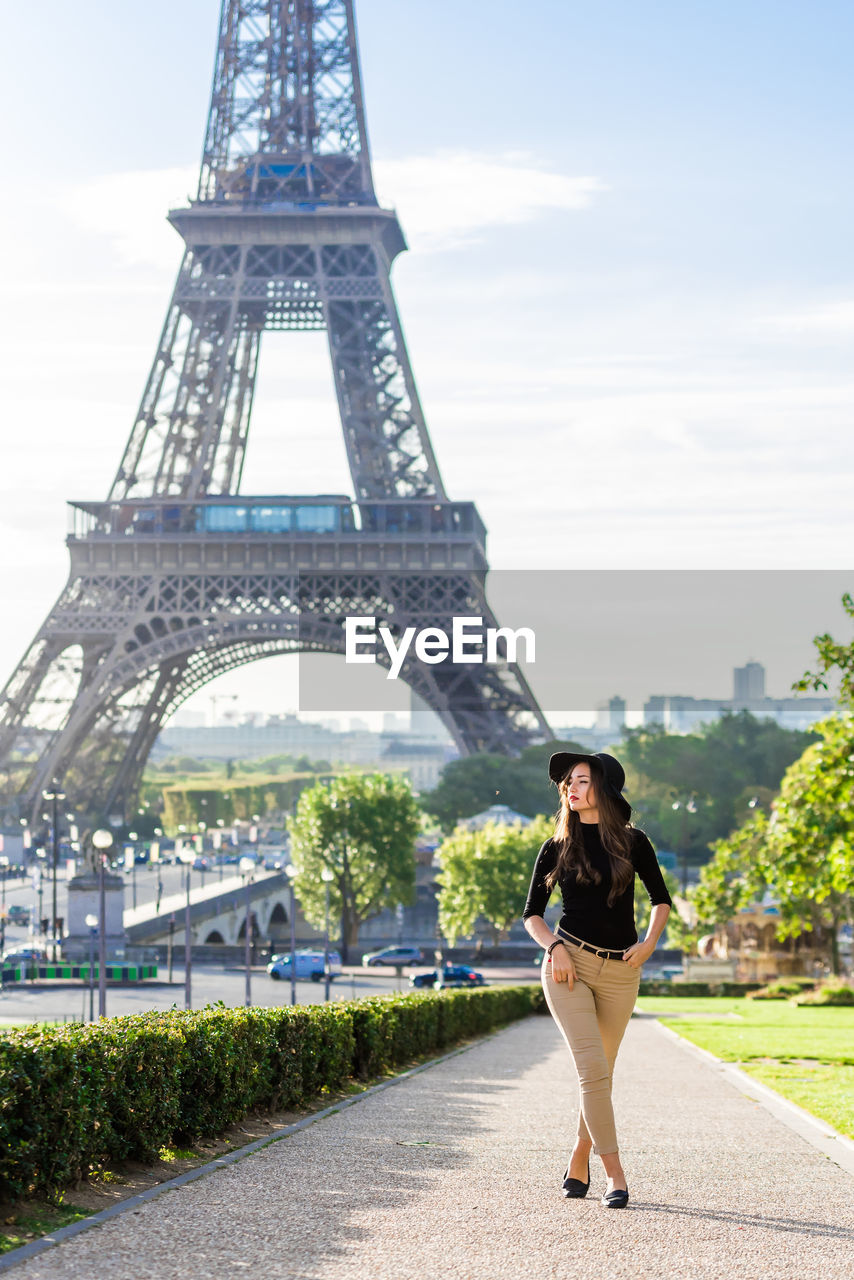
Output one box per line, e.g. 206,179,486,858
409,965,486,990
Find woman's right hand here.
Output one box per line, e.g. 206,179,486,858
549,942,577,988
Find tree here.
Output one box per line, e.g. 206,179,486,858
763,716,854,974
795,590,854,705
422,740,586,830
692,810,769,935
286,772,421,963
689,717,854,974
621,712,817,866
434,815,553,945
632,866,693,951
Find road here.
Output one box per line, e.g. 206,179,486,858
0,961,540,1026
1,857,245,935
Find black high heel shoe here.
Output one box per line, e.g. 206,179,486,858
561,1159,591,1199
601,1185,629,1208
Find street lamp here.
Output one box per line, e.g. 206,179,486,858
239,855,256,1007
92,829,113,1017
179,843,195,1009
42,780,66,962
284,862,297,1006
198,821,207,886
84,912,98,1021
0,855,8,987
671,797,698,895
127,832,139,909
321,867,335,1002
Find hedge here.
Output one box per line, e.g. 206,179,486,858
0,984,540,1202
638,981,764,997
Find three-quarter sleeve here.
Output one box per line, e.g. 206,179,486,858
632,830,673,907
522,839,558,920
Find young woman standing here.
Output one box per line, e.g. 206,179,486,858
522,751,672,1208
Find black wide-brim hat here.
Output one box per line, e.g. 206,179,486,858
548,750,632,823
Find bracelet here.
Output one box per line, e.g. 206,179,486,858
546,939,567,957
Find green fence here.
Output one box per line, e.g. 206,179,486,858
1,963,158,984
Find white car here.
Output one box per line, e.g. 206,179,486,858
267,949,342,982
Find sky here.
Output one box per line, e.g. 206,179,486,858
1,0,852,728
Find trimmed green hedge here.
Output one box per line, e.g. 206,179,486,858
0,985,539,1202
638,981,763,997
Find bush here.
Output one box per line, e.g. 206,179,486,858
793,982,854,1007
638,981,763,997
747,979,816,1000
0,984,539,1202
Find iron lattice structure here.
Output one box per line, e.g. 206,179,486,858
0,0,550,821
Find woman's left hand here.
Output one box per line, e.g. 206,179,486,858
622,938,656,968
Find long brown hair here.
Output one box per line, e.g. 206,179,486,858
545,766,634,907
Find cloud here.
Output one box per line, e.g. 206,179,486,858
755,300,854,337
374,150,606,248
61,165,197,269
58,152,606,265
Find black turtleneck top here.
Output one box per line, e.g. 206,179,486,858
522,824,673,951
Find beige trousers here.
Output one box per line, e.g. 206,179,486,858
540,939,641,1156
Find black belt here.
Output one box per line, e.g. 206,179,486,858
556,926,627,960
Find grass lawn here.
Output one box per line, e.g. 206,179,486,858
0,1203,91,1255
637,996,854,1138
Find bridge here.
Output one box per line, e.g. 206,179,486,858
123,869,296,949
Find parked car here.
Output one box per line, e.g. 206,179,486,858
434,965,486,989
6,904,31,925
267,949,342,983
362,945,423,968
409,969,439,989
409,965,486,990
263,850,289,871
643,965,685,982
2,946,46,967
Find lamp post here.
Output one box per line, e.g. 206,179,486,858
84,913,98,1022
285,862,297,1006
321,867,334,1002
128,831,138,909
34,865,43,949
167,912,175,983
92,829,113,1017
42,780,65,961
0,856,8,988
216,820,225,880
180,846,194,1009
671,797,698,895
239,855,256,1007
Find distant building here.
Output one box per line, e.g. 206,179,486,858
733,660,765,705
154,714,377,763
596,696,626,735
643,662,834,733
154,714,457,793
409,689,452,741
457,804,533,830
642,696,727,733
379,738,454,792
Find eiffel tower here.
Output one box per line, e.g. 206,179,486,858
0,0,550,822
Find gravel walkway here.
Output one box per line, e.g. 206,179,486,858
7,1012,854,1279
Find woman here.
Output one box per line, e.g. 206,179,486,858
522,750,672,1208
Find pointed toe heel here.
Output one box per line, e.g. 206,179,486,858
601,1186,629,1208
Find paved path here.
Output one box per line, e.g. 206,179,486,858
7,1013,854,1280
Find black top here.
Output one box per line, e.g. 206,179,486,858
522,824,673,950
